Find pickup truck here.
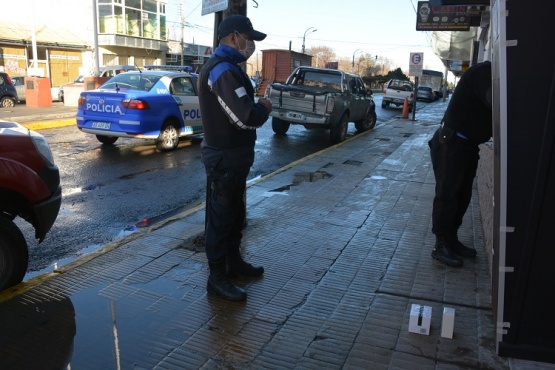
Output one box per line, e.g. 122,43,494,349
265,66,376,143
382,79,415,111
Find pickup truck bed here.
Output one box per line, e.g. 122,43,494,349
266,66,376,143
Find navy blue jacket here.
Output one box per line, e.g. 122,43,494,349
198,44,270,169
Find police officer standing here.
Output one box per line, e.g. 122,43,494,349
197,15,272,300
429,61,492,267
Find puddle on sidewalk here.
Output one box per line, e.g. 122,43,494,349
0,272,204,368
271,170,333,192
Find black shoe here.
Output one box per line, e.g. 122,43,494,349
449,239,477,258
207,261,247,301
226,253,264,279
432,237,463,267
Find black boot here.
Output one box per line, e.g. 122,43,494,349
207,261,247,301
227,248,264,279
432,235,463,267
448,234,477,258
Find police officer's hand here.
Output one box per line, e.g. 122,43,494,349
258,98,273,112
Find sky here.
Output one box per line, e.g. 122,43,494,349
167,0,451,80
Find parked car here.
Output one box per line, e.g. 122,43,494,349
416,85,435,102
76,69,203,151
58,65,138,102
11,76,25,103
0,120,62,291
58,75,84,102
382,79,414,111
0,72,18,108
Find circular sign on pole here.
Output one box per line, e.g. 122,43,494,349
409,52,424,77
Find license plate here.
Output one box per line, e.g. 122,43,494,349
286,112,305,120
92,122,111,129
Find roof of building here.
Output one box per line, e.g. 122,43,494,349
0,21,88,49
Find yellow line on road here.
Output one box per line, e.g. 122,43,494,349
23,118,76,131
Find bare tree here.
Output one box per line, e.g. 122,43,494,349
306,46,336,67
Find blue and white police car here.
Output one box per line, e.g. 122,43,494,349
76,66,202,151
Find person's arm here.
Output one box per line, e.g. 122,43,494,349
484,86,492,109
472,62,493,110
209,63,271,130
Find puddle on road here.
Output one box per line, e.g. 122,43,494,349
62,183,105,197
24,202,195,282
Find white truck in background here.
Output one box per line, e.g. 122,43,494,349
381,79,415,111
420,70,444,100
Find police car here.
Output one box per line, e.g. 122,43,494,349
76,66,202,151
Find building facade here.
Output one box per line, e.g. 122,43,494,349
0,0,211,88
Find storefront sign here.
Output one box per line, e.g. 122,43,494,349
416,1,471,31
201,0,229,15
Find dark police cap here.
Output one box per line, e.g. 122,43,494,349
218,15,266,41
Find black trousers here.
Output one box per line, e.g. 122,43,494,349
429,128,480,237
204,164,249,263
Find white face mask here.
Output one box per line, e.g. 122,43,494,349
241,40,256,59
235,32,256,60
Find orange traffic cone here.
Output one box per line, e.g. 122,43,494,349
402,97,409,119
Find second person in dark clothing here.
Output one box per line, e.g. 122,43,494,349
197,15,273,300
429,61,492,267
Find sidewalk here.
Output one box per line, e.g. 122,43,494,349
0,101,551,369
0,102,77,130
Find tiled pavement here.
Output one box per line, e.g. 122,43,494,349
1,100,551,369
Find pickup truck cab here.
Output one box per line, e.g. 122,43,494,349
0,120,61,290
382,79,414,111
265,66,376,143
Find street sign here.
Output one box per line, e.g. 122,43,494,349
409,52,424,77
201,0,229,15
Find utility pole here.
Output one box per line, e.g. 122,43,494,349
208,0,249,229
181,0,184,67
213,0,247,50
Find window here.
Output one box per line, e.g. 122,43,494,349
98,0,166,37
126,9,141,36
143,12,158,38
143,0,157,12
127,0,141,9
160,15,166,39
170,77,195,96
101,74,161,91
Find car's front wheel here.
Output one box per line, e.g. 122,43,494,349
272,117,290,135
96,135,118,145
0,216,29,291
1,97,16,108
156,120,180,151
